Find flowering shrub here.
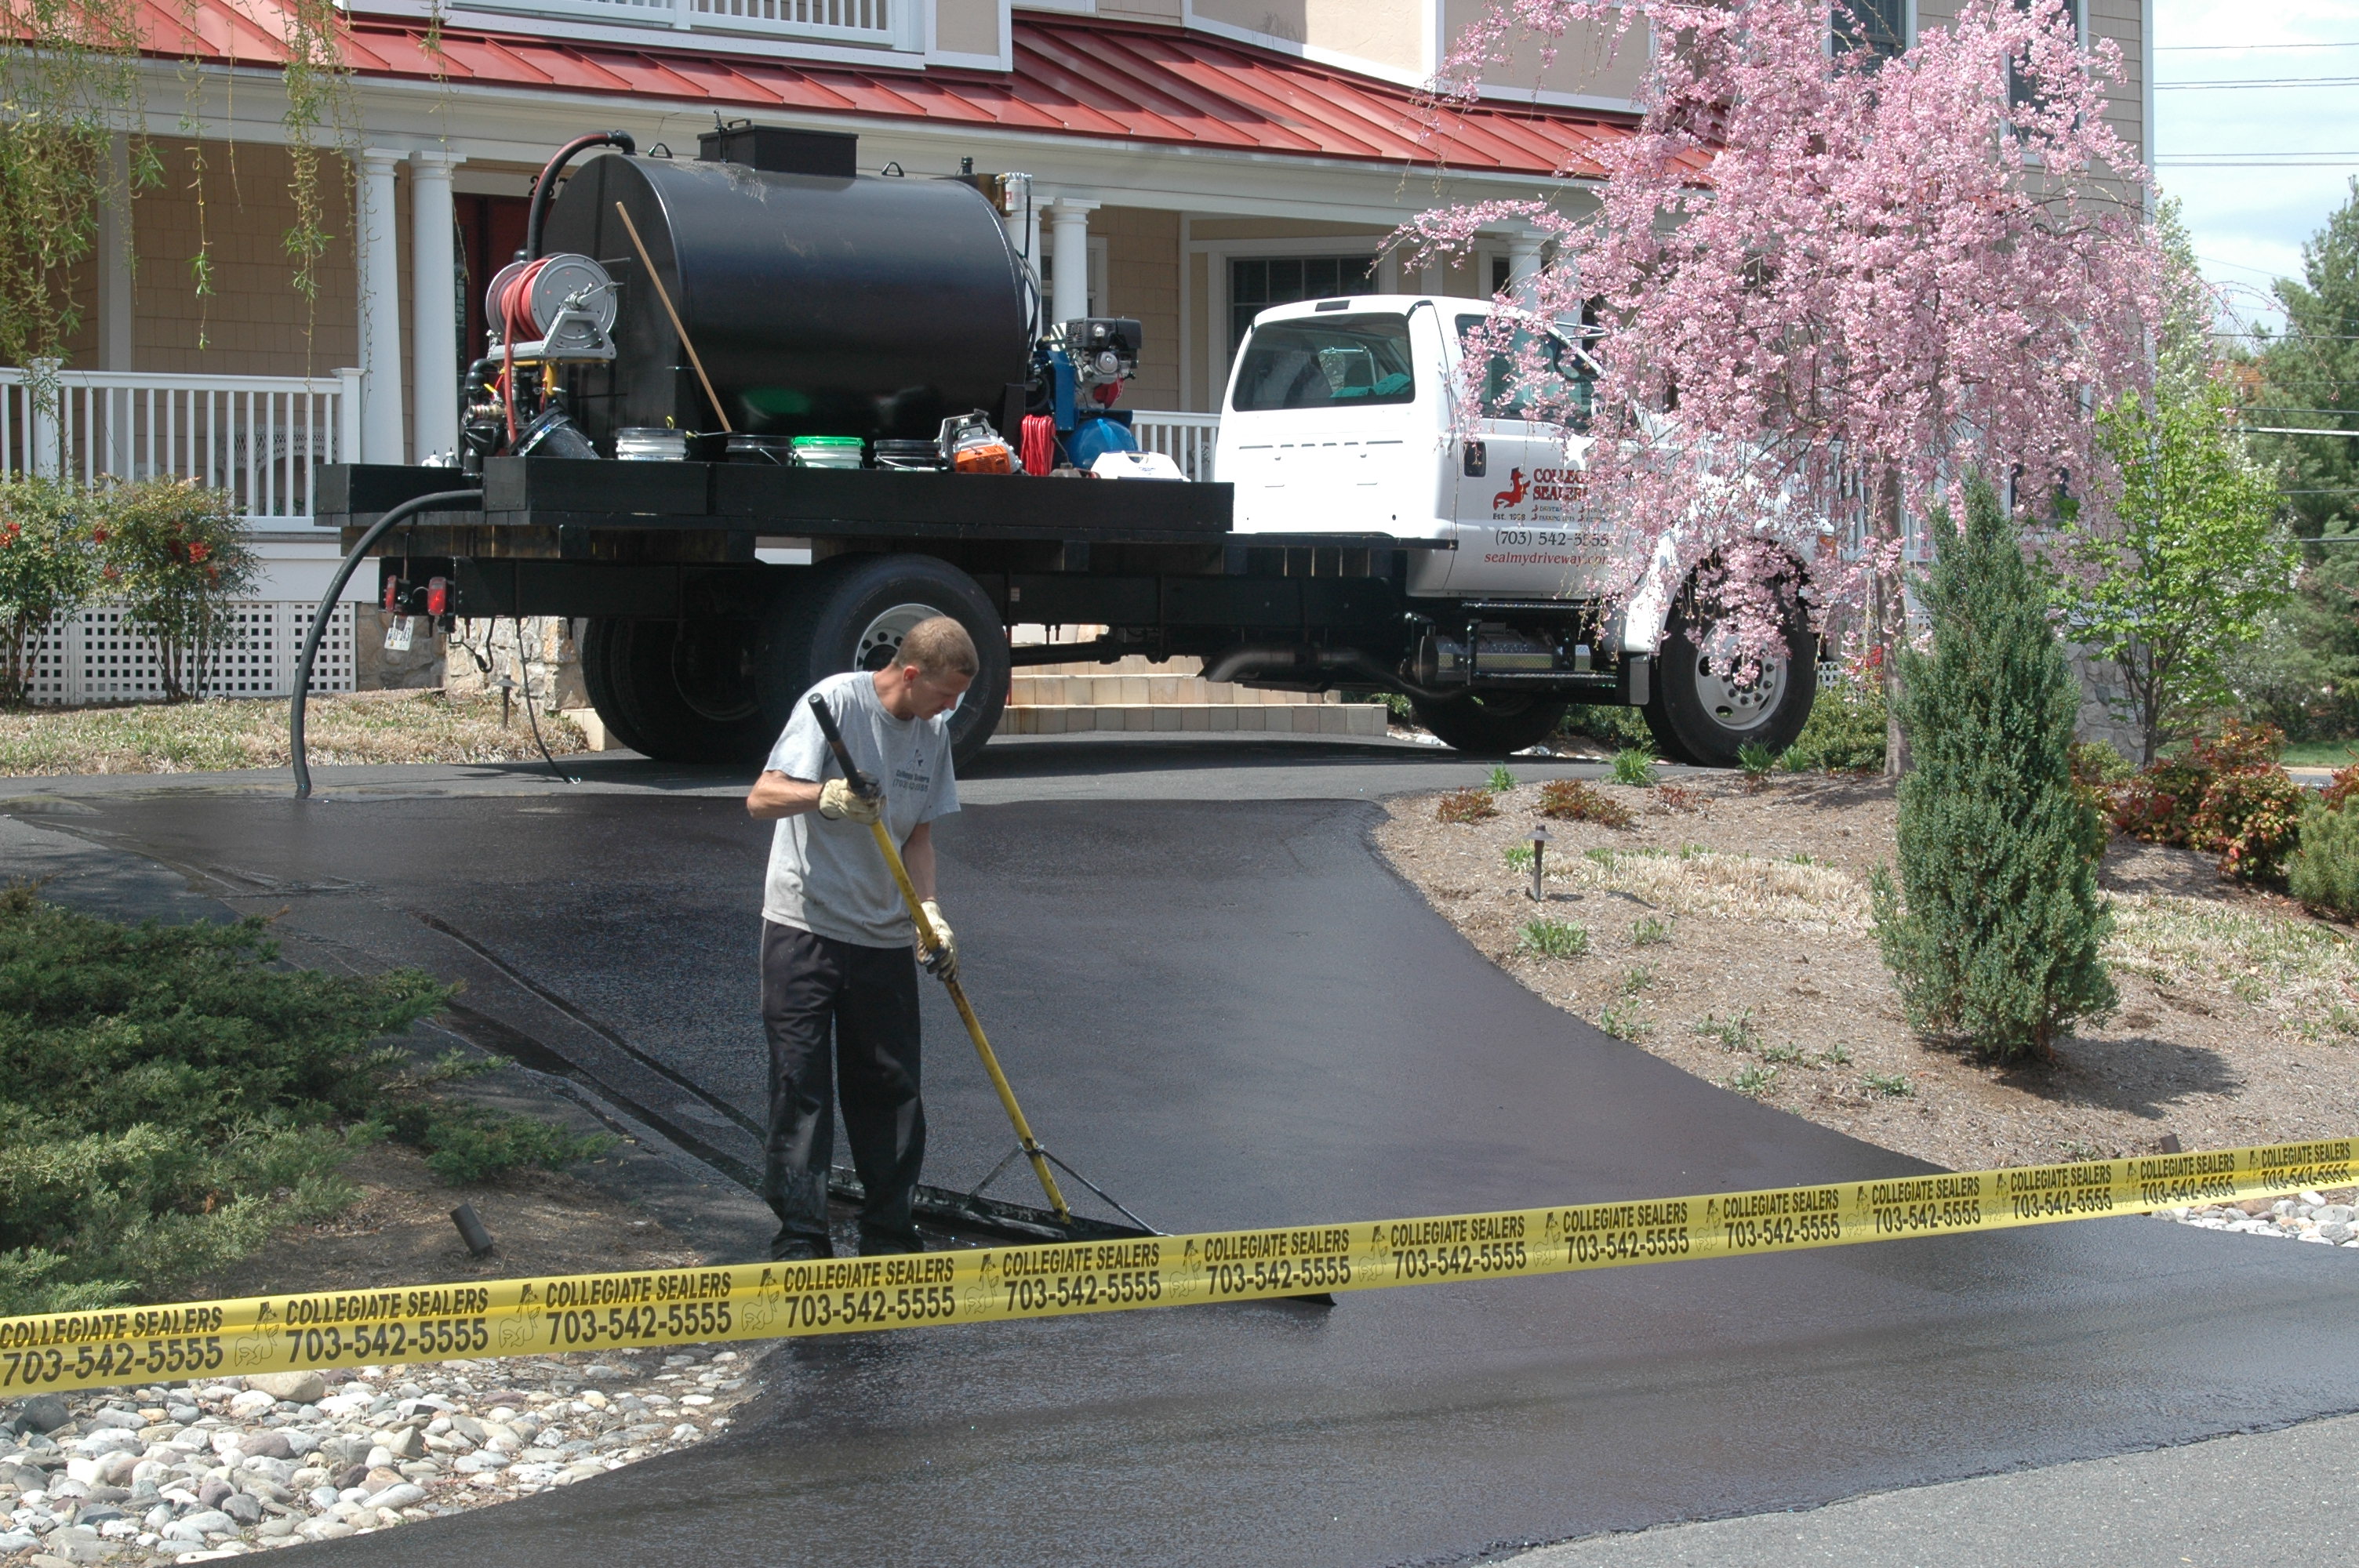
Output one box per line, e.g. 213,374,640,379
95,478,254,701
2320,763,2359,815
1538,779,1636,827
2110,720,2302,882
0,478,95,704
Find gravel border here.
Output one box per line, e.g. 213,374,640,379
2161,1192,2359,1248
2,1346,761,1565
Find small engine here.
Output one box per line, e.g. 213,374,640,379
1035,317,1143,471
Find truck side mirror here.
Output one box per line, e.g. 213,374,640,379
1462,441,1486,478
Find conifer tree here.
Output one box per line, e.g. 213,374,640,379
1871,478,2115,1060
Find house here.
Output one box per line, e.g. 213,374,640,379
7,0,2151,701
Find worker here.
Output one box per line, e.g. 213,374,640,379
744,616,977,1261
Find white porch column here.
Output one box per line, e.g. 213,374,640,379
97,136,133,372
409,150,463,462
1505,230,1546,297
1048,198,1098,325
355,148,406,465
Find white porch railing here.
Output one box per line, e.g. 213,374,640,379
1131,410,1220,481
0,365,362,524
460,0,903,45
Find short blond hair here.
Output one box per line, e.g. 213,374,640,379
899,615,979,678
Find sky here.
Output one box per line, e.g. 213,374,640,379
2151,0,2359,336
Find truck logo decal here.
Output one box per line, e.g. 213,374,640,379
1491,469,1529,510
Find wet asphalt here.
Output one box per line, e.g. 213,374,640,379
11,736,2359,1566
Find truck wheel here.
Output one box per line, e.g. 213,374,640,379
1641,575,1816,768
1407,692,1568,757
758,554,1010,771
583,617,773,764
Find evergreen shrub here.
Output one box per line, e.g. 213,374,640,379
2290,801,2359,920
1780,673,1887,772
1870,479,2116,1061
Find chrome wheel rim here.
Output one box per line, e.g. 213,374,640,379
1692,631,1787,734
854,602,941,671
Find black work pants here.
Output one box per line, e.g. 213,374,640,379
760,920,925,1258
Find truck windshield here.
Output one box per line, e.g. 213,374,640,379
1232,315,1417,411
1457,314,1594,432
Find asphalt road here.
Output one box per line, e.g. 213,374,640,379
10,737,2358,1566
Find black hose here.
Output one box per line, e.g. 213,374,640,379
290,488,484,799
523,131,635,263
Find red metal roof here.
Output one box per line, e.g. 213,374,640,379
135,5,1641,177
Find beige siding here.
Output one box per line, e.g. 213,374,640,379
936,0,1002,56
1099,0,1183,22
1190,0,1427,77
1445,1,1650,102
1096,206,1181,410
1917,0,2145,158
131,141,360,377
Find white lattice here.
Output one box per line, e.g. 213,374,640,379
19,601,354,704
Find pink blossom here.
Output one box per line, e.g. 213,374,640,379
1403,0,2163,656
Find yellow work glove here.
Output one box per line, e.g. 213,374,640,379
918,899,958,985
816,777,881,826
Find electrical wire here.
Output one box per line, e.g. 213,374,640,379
2156,76,2359,89
511,615,575,786
2157,41,2359,51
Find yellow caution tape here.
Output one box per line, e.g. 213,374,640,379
3,1136,2349,1396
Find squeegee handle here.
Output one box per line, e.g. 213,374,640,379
805,691,1071,1223
805,693,880,800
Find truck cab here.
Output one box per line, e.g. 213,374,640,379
1214,294,1816,764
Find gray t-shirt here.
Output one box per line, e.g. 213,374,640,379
762,671,960,948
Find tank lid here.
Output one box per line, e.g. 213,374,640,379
697,122,859,179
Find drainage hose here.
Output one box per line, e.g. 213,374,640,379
289,488,484,800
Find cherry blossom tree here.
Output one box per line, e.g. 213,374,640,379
1400,0,2164,771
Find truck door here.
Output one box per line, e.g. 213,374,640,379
1221,308,1441,535
1443,314,1606,596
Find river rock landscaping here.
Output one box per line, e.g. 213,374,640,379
1376,768,2359,1249
0,1348,760,1564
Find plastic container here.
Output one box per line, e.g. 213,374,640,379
725,434,793,464
872,439,945,471
790,436,866,470
615,427,688,461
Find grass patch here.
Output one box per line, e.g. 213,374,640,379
1487,764,1518,793
2281,739,2359,769
1621,965,1656,995
0,691,589,776
1599,999,1652,1042
1503,844,1534,873
1727,1065,1779,1098
1611,749,1659,787
1539,779,1636,827
1818,1044,1852,1067
0,887,608,1316
1692,1010,1761,1051
1630,915,1674,946
1437,787,1499,825
1568,846,1867,932
2106,893,2359,1029
1862,1073,1914,1098
1757,1042,1810,1065
1518,919,1591,959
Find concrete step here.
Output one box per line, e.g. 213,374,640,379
1001,703,1389,736
1022,654,1204,677
1010,672,1350,707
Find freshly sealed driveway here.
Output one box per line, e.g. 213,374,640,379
10,736,2357,1566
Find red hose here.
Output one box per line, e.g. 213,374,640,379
500,257,553,444
1020,414,1055,476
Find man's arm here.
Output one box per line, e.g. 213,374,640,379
746,771,822,820
901,820,937,902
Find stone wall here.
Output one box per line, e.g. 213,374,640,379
442,617,587,711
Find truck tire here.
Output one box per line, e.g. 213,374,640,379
1641,573,1816,768
582,616,773,764
757,554,1010,772
1407,692,1568,757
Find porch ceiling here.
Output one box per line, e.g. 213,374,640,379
126,6,1663,179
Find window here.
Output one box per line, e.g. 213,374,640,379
2009,0,2084,111
1832,0,1907,60
1230,256,1375,353
1456,314,1597,432
1231,315,1417,412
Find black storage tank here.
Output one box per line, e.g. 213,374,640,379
540,151,1030,448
